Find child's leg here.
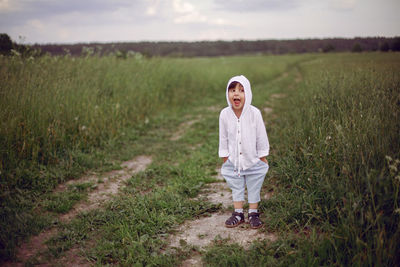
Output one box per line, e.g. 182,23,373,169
221,160,246,227
245,160,269,228
234,201,244,209
245,160,269,204
221,160,246,203
249,202,258,210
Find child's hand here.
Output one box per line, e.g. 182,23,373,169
223,157,228,163
260,157,268,164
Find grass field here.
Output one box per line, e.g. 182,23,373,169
0,52,399,266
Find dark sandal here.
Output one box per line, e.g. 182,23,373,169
248,212,263,229
225,212,245,228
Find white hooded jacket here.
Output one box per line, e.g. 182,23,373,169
218,75,269,173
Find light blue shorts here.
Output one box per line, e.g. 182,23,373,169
221,160,269,203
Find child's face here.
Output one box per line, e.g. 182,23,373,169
228,83,245,111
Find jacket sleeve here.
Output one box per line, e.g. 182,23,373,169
218,111,229,157
256,110,269,157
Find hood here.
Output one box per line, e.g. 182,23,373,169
226,75,252,112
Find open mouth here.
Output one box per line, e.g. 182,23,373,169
233,98,241,105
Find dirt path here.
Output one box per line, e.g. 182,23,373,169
3,155,152,267
59,155,152,222
170,116,201,141
174,70,297,266
171,168,277,266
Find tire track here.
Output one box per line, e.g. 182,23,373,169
2,155,152,267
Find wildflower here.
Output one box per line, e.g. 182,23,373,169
385,155,393,162
74,116,79,121
11,49,21,57
325,135,332,144
81,125,87,131
389,164,398,173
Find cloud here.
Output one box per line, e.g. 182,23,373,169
172,0,195,13
213,0,301,12
27,19,45,30
0,0,147,27
331,0,357,10
172,0,206,24
0,0,14,11
0,0,134,14
0,0,166,43
145,0,160,16
171,0,234,26
212,0,358,13
1,0,398,44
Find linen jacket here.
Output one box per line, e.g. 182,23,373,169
218,75,270,172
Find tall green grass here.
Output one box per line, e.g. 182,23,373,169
0,54,303,189
265,53,400,266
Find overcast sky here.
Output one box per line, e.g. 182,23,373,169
0,0,399,44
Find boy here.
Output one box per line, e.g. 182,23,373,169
219,75,269,229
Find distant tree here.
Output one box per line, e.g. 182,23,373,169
0,33,13,54
391,37,400,51
322,44,335,53
352,43,363,52
379,41,390,52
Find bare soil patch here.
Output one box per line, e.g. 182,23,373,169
270,93,287,99
274,72,289,83
206,105,222,112
263,107,277,121
264,190,274,200
2,228,58,267
60,155,152,222
168,165,277,267
201,167,232,208
169,211,276,250
263,107,273,114
181,254,203,267
204,183,232,209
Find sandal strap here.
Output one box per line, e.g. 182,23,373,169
248,212,262,228
226,212,244,225
248,212,260,219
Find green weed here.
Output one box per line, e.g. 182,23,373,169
43,182,93,213
267,52,400,265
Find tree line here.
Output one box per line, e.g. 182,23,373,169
1,33,399,57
